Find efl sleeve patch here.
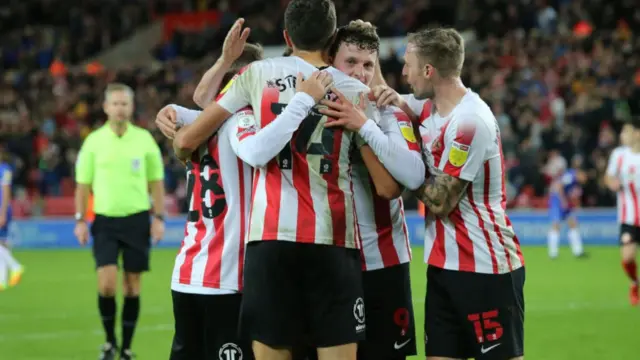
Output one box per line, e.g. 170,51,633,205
235,111,258,141
448,141,469,167
399,121,417,143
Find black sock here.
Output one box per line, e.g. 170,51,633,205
98,295,117,346
121,296,140,352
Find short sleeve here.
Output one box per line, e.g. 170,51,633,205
75,137,95,185
606,147,623,177
145,133,165,181
440,117,490,181
228,108,259,152
391,108,421,152
216,64,255,114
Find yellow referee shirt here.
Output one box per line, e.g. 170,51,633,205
75,123,164,217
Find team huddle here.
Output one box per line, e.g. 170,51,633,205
154,0,525,360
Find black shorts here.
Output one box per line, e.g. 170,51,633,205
91,211,151,272
424,265,525,360
240,241,365,348
170,291,253,360
358,263,416,360
620,224,640,245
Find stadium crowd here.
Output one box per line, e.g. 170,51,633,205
1,0,639,215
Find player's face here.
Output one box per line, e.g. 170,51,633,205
620,124,633,146
103,90,134,123
402,45,433,100
332,43,376,85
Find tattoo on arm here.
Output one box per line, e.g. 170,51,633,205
416,173,469,217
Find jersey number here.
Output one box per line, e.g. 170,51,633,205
185,155,226,221
270,102,336,174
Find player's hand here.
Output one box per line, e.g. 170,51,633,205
296,71,333,102
74,221,89,246
156,105,178,139
151,217,165,244
320,88,369,132
0,214,6,228
221,18,251,65
609,178,621,192
369,85,405,108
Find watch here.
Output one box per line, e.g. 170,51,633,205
75,212,85,222
154,214,165,221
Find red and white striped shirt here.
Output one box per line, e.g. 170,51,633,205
171,111,253,294
421,90,524,274
606,146,640,226
217,56,381,249
354,108,420,271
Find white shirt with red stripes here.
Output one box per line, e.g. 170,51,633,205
217,56,383,249
170,106,253,295
354,107,423,271
606,146,640,227
421,90,525,274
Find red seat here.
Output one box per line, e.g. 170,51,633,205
43,196,75,216
60,178,75,196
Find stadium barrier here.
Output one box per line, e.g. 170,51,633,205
10,209,619,249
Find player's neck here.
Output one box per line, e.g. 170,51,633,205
108,120,129,136
631,143,640,153
292,50,329,68
433,77,467,117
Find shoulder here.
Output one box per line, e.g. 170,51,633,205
452,96,496,137
81,128,104,147
611,146,628,157
131,125,158,145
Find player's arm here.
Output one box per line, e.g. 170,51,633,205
193,59,234,109
416,117,489,217
358,137,402,199
193,18,250,108
0,169,12,221
173,64,255,159
227,93,317,167
145,133,166,216
604,148,622,192
358,108,426,190
74,136,95,219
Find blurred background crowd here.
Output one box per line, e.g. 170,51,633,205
1,0,639,216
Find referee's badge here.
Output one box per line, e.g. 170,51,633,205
132,158,141,171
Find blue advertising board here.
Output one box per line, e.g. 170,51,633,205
8,209,620,249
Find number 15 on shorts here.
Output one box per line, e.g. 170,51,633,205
467,310,503,343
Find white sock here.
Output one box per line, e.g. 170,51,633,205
548,229,560,258
568,228,584,256
0,245,21,270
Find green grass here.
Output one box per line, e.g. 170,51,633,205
0,246,637,359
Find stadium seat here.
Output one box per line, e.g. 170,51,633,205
42,197,75,216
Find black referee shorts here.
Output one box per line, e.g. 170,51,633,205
91,210,151,273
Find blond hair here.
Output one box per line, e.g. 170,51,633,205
104,83,134,101
407,28,465,78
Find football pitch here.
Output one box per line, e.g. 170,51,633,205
0,246,637,359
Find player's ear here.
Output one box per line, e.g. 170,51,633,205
283,30,293,49
423,64,431,79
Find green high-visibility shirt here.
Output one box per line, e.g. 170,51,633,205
75,123,164,217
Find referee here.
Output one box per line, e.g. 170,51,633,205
73,83,165,360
